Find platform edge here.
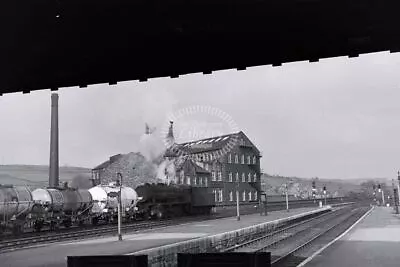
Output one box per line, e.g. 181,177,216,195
296,205,375,267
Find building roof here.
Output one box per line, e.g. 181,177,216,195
92,154,124,170
174,156,210,174
165,131,260,156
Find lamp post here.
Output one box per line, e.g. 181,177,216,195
117,172,123,241
323,186,327,206
378,184,385,206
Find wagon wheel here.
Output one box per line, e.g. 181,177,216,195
63,220,72,228
34,221,43,232
12,224,22,236
143,211,149,220
92,217,99,226
50,221,56,231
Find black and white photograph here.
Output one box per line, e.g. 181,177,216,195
1,1,400,267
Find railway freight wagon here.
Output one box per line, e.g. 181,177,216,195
0,185,34,234
88,184,139,224
135,183,215,219
31,187,93,230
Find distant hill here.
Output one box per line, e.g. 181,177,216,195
0,165,91,187
261,174,363,198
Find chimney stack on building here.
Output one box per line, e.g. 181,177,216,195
165,121,175,148
49,93,59,188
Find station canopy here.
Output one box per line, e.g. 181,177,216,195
1,0,400,95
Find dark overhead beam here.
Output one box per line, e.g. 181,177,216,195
1,0,400,95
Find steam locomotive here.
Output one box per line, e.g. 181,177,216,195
0,182,215,235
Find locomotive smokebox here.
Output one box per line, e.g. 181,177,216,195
49,93,59,188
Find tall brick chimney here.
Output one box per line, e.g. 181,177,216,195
49,93,59,188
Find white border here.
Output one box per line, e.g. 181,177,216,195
296,205,375,267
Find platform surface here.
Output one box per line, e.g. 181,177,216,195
0,207,321,267
305,206,400,267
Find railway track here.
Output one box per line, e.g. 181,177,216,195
0,216,203,253
0,201,354,253
223,204,369,267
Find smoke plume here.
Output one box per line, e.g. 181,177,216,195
70,174,93,189
138,126,165,163
156,159,176,184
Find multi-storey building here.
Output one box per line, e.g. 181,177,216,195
166,129,262,206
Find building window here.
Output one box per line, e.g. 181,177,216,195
229,191,233,201
253,173,257,182
199,177,203,186
205,154,209,161
205,177,208,187
218,172,222,181
229,172,233,182
219,189,224,202
180,171,184,184
242,173,245,182
248,173,251,182
186,176,191,185
236,172,239,182
235,154,239,163
194,177,197,185
254,191,258,200
213,189,217,202
247,155,251,164
212,171,216,181
248,191,252,201
241,154,245,164
228,154,232,163
242,190,246,201
253,156,256,164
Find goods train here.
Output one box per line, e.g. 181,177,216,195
0,182,215,235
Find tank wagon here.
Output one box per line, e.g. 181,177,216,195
0,181,215,234
89,183,139,225
135,183,215,219
0,185,34,234
31,187,93,231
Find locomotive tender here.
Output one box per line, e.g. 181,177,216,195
0,181,215,235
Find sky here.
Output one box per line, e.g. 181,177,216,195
1,51,400,179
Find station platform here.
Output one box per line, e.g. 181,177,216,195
303,206,400,267
0,207,323,267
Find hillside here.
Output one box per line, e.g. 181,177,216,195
0,165,91,187
261,174,363,198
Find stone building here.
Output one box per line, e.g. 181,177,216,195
91,152,160,188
